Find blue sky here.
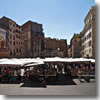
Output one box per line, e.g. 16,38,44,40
0,0,95,44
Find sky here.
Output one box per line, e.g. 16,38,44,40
0,0,95,44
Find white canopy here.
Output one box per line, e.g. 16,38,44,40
24,58,44,67
0,57,95,67
0,58,23,67
43,57,95,63
0,58,44,67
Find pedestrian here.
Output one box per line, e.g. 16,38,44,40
21,69,25,82
17,69,21,83
13,69,17,82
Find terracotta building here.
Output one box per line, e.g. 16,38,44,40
0,16,68,58
44,37,68,57
21,21,44,58
70,34,81,58
81,6,95,58
0,17,23,58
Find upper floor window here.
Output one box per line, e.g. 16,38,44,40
16,48,18,53
19,36,20,39
10,41,12,45
9,29,12,32
19,49,21,53
13,24,15,27
92,14,95,20
10,49,12,55
89,41,92,47
13,36,15,40
74,39,77,42
10,34,12,39
89,32,91,38
13,42,15,45
16,34,18,38
16,24,18,27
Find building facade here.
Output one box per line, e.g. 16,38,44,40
70,34,81,58
21,21,44,58
67,45,72,58
0,16,68,58
0,16,23,58
0,28,9,57
44,37,68,57
81,6,95,58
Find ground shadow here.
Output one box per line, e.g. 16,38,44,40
20,80,46,88
20,74,76,88
47,74,76,85
0,81,20,84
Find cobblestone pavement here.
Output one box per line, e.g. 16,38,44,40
0,79,96,95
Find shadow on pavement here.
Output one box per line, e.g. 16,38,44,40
20,80,46,88
0,81,20,84
47,74,76,85
20,74,76,88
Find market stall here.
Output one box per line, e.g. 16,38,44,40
0,58,44,83
43,57,95,77
0,57,95,83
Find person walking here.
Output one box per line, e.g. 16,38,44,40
17,69,21,83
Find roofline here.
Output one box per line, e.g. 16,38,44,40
84,6,95,23
21,20,42,27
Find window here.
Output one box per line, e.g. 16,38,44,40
84,37,86,41
82,52,84,56
19,49,21,53
16,48,18,53
13,24,15,27
16,35,18,38
16,29,18,33
89,41,92,47
10,49,12,55
16,24,18,27
13,42,15,45
41,39,45,51
82,46,84,49
16,29,20,33
9,29,12,31
10,34,12,39
92,15,95,20
35,48,36,52
89,32,91,38
74,39,77,42
13,36,15,40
